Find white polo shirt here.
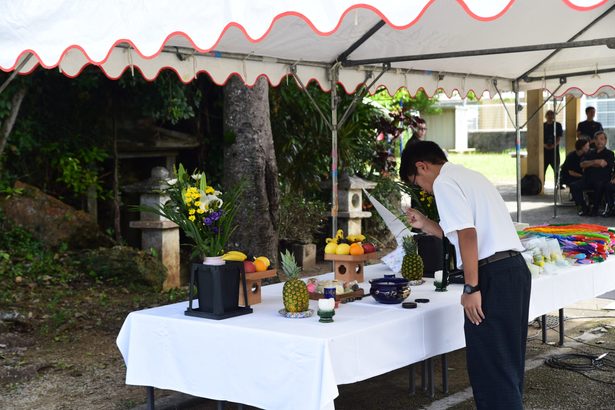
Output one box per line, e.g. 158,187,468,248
433,162,523,268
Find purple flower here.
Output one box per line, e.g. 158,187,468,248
211,211,220,221
204,217,212,226
212,227,219,234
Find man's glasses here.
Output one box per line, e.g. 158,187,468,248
418,127,427,131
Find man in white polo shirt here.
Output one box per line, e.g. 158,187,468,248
400,141,531,410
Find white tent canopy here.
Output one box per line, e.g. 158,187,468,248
2,0,614,97
2,0,614,225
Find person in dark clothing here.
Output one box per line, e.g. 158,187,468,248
570,131,614,216
577,106,603,145
560,138,590,187
407,117,427,145
602,175,615,218
543,110,563,184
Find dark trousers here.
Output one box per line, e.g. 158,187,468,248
570,178,607,209
465,254,531,410
605,182,615,208
543,148,560,183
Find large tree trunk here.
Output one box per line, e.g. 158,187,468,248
223,76,279,264
0,86,28,175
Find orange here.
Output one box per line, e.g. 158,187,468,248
349,243,364,256
253,259,268,272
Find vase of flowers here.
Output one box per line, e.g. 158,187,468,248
140,164,251,319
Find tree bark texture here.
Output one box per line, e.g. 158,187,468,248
0,86,28,174
223,76,279,264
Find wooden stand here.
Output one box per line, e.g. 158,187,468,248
239,269,277,306
324,253,379,283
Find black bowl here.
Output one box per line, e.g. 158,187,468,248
369,277,411,304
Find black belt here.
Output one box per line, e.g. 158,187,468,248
478,250,520,267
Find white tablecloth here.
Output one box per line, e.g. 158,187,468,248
117,257,615,410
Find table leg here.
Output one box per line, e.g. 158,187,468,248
146,386,155,410
421,361,427,391
427,357,435,398
441,354,449,394
541,314,547,343
408,364,416,396
558,308,565,346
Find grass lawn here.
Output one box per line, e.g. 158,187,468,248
447,150,563,186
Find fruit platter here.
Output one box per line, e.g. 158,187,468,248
306,278,365,304
324,230,379,283
222,250,276,306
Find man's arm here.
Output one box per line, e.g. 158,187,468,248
458,227,484,325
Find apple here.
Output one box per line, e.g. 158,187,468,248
362,243,376,254
243,260,256,273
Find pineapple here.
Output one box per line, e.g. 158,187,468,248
280,250,309,313
401,235,424,283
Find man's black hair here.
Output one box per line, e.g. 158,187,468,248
575,138,589,151
586,106,596,114
399,141,448,183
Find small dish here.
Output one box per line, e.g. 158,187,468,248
278,308,315,318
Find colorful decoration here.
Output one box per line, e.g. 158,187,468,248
521,224,615,264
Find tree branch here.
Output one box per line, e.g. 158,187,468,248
0,86,28,173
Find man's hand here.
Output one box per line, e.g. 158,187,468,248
597,159,608,168
405,208,428,230
461,292,485,325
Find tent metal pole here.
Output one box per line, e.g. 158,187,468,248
338,64,389,128
289,66,333,131
519,82,565,130
514,81,522,222
553,102,558,219
337,20,386,63
0,53,32,95
344,37,615,66
331,66,339,237
518,4,615,81
524,67,615,82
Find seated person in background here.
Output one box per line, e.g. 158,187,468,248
560,138,590,187
602,175,615,218
577,106,603,146
570,131,614,216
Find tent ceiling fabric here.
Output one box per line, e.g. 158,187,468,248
1,0,613,97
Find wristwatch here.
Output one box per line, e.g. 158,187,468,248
463,284,480,294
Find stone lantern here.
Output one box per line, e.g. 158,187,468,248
337,174,377,236
124,167,180,290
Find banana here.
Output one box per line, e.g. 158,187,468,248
254,256,270,268
222,251,247,261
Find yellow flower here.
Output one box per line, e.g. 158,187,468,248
196,208,205,214
188,215,196,221
189,209,196,215
205,186,215,195
194,201,201,207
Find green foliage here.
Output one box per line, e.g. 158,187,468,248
119,71,199,125
0,211,79,283
278,191,327,243
270,81,385,196
55,147,110,198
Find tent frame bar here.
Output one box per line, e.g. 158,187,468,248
0,53,32,95
337,20,386,63
343,37,615,66
517,4,615,81
524,67,615,82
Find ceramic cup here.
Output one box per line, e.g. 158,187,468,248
323,286,336,300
